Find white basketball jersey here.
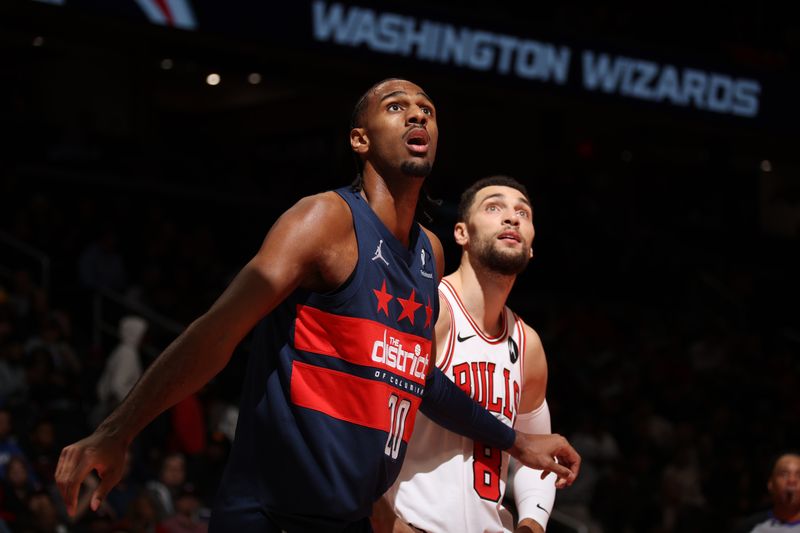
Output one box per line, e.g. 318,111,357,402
386,279,527,533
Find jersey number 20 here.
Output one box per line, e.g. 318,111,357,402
385,394,411,460
473,441,502,501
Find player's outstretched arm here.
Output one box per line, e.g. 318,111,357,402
420,368,580,488
55,193,355,516
508,327,579,488
511,326,557,529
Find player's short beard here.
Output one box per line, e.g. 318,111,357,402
473,237,530,276
401,160,432,178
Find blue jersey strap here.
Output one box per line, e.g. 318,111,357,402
420,367,516,450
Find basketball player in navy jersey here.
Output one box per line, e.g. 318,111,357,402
55,79,579,532
738,453,800,533
375,176,558,533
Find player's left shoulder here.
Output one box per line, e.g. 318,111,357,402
420,225,445,283
514,318,546,369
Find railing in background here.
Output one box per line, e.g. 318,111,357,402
93,289,185,360
0,230,51,293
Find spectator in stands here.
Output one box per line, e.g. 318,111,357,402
0,409,26,480
0,455,39,527
167,394,206,459
24,419,58,487
27,490,69,533
146,452,187,520
105,450,143,521
0,341,27,404
158,484,208,533
117,490,160,533
24,312,81,380
93,316,147,426
24,347,65,413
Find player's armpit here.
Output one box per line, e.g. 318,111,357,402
370,496,419,533
432,292,451,368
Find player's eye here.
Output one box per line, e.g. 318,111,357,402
387,103,402,112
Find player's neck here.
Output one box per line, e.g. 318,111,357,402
361,168,423,247
774,504,800,523
450,256,514,337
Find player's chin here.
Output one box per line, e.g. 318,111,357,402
400,159,433,178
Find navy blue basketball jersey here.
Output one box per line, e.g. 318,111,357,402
213,187,439,531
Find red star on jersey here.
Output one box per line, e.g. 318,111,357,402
373,279,393,316
397,288,422,325
424,296,433,329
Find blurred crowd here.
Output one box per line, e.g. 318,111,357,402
1,166,798,532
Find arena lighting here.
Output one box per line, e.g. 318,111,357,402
32,36,44,47
761,160,773,172
160,58,174,70
206,73,221,86
248,72,262,85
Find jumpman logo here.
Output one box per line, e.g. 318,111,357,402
372,240,389,266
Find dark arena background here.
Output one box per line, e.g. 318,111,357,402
1,2,799,532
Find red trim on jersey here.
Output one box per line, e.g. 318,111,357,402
437,290,457,374
515,313,527,385
294,305,430,386
514,312,526,425
290,361,420,442
440,279,507,344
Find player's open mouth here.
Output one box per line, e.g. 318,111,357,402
498,231,521,243
405,128,429,154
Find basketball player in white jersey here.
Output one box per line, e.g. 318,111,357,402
373,176,556,533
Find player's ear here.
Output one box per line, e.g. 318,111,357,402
350,128,369,154
454,222,468,246
529,246,534,258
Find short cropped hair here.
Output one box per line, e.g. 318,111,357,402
457,175,530,222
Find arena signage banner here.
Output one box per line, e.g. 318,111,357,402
309,1,761,119
32,0,777,122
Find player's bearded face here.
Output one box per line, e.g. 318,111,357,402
471,229,531,275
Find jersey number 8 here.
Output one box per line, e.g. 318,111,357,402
473,441,502,501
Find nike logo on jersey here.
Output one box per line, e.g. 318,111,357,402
536,503,550,515
456,332,476,342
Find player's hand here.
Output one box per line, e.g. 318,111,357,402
515,518,545,533
55,430,128,516
508,432,580,489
